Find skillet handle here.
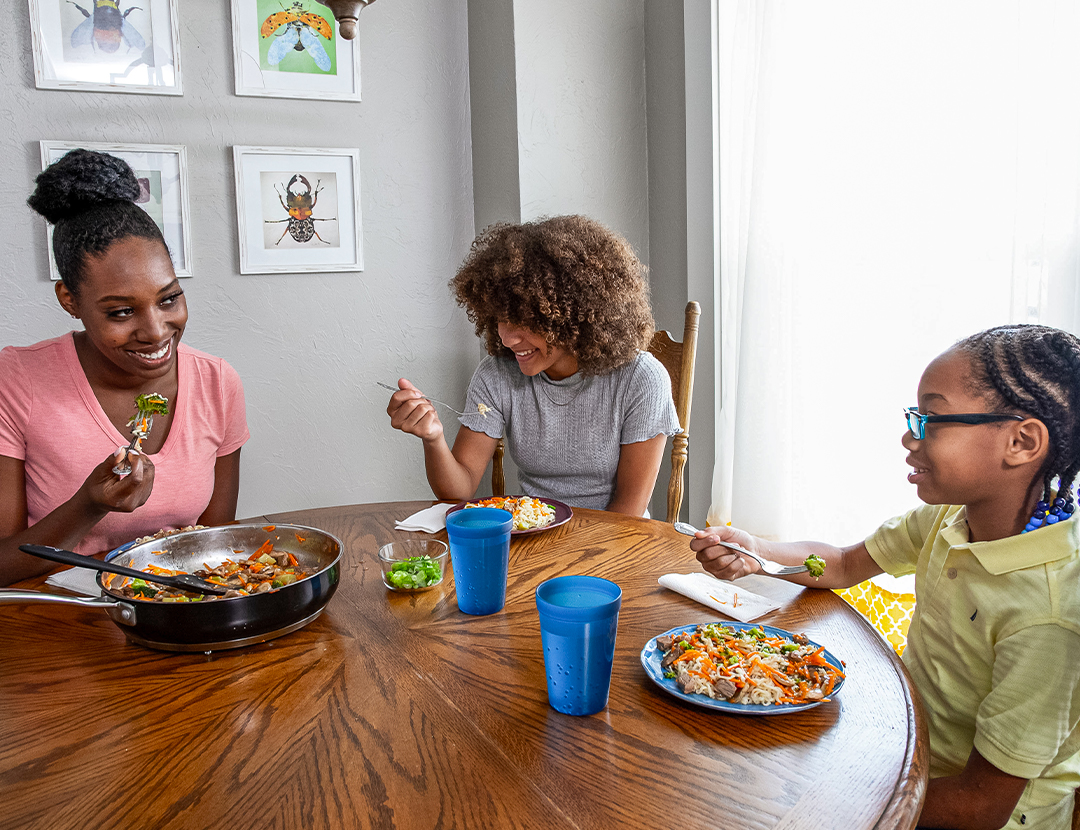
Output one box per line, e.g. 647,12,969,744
0,589,117,607
19,544,149,581
0,589,137,627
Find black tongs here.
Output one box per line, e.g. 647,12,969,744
20,544,228,596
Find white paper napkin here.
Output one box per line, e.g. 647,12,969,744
395,502,452,533
658,572,781,623
45,566,102,597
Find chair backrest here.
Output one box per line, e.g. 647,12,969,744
490,301,700,524
648,301,700,522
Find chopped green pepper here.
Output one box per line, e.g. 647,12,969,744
386,555,442,589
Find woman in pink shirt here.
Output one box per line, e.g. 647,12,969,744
0,150,249,586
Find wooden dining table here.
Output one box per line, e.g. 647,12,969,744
0,501,928,830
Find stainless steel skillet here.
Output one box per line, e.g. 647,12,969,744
0,523,341,652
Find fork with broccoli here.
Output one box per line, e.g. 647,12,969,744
112,392,169,475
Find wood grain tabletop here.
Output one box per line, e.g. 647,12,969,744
0,501,927,830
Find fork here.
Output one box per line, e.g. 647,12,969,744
112,414,155,476
673,522,809,576
377,382,471,417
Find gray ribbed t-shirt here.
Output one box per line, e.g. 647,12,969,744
457,352,680,510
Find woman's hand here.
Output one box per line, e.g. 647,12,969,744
79,449,156,514
690,525,764,581
387,379,444,443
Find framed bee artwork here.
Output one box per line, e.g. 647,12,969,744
233,146,363,274
28,0,182,95
230,0,360,101
39,141,192,278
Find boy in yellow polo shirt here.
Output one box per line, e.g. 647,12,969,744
690,324,1080,829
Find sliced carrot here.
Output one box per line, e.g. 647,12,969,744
263,525,276,532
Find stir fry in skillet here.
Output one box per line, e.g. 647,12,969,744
112,540,309,602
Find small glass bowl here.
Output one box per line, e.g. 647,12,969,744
378,539,449,592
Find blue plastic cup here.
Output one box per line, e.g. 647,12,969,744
535,575,622,716
446,507,513,615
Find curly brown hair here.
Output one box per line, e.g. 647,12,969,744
450,215,656,375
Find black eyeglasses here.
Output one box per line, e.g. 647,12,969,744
903,407,1025,440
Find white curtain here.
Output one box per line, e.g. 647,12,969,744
709,1,1080,551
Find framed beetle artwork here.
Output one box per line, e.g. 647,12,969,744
230,0,360,101
28,0,182,95
233,146,363,274
39,141,192,278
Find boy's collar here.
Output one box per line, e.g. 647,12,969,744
941,507,1079,575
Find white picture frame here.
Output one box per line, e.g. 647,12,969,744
230,0,360,102
39,141,193,279
28,0,182,95
233,145,363,274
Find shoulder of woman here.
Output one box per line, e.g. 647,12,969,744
177,344,246,393
472,354,519,384
0,335,73,373
178,343,235,372
620,350,670,387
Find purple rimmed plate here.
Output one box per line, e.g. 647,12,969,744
446,496,573,536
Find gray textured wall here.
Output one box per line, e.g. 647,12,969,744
514,0,649,260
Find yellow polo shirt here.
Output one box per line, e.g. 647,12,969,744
866,504,1080,830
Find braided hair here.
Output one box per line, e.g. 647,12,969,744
26,149,166,295
956,324,1080,503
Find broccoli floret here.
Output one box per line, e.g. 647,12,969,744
135,393,170,416
804,554,826,579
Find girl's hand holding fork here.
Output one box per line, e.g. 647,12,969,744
387,379,445,444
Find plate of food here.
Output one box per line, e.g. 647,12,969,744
446,496,573,535
640,622,846,714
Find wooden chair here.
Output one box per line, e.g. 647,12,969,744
1072,787,1079,830
490,300,701,524
648,300,700,522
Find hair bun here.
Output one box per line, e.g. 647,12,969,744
27,149,142,225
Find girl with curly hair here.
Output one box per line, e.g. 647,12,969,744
0,150,249,585
690,324,1080,829
387,215,679,514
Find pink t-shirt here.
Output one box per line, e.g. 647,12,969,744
0,333,249,556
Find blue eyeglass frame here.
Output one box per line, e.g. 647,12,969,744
903,407,1025,440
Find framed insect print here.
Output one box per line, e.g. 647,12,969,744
39,141,193,279
230,0,360,101
233,146,363,274
28,0,182,95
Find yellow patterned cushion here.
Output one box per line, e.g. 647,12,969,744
835,581,915,655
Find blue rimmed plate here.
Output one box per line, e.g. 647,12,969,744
640,622,845,714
